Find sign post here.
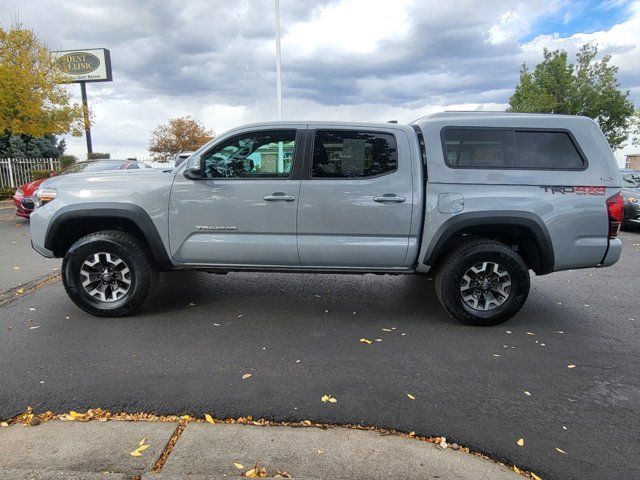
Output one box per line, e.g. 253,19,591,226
51,48,113,156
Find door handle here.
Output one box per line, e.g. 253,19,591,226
374,194,406,203
264,192,295,202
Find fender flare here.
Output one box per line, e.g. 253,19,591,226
423,211,555,274
44,202,172,270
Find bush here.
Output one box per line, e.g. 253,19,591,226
59,154,76,169
31,169,55,180
88,152,110,159
0,187,14,199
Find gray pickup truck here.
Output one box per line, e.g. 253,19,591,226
30,112,624,325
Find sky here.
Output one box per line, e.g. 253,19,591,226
2,0,639,164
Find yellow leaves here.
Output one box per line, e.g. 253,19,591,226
567,364,576,369
531,473,542,480
321,395,337,403
242,373,252,380
234,463,245,469
407,393,416,400
243,466,267,477
301,420,312,426
204,414,215,424
1,421,8,427
513,465,521,474
359,338,372,344
15,288,24,295
524,391,531,396
180,415,191,421
29,326,42,330
517,438,524,447
129,437,151,457
555,447,567,454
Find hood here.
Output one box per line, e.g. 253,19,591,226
43,167,175,191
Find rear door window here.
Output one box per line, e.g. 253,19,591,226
514,131,584,169
312,130,398,178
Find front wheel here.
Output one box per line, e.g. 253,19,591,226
62,230,156,317
435,239,530,326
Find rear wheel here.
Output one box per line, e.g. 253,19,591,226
435,239,530,326
62,230,156,317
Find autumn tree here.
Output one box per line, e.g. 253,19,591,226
509,44,635,149
0,23,86,140
149,116,214,161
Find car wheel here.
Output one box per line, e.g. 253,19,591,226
435,239,530,326
62,230,156,317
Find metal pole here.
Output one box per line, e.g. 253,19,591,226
275,0,283,121
80,81,93,155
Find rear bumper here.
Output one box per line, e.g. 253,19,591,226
600,238,622,267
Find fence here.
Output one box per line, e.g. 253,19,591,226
0,158,60,189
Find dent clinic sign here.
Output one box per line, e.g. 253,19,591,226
51,48,112,83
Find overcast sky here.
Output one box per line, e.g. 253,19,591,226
2,0,640,162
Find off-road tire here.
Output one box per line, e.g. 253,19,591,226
62,230,156,317
434,239,530,326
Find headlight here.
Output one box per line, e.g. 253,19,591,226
15,188,24,196
34,187,57,206
626,196,638,204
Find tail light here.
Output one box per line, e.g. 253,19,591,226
606,193,624,239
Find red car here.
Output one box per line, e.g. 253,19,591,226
13,160,149,218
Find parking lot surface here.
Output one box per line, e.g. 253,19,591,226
0,209,638,480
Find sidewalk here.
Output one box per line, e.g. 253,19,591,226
0,420,519,479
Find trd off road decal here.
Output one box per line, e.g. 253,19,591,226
540,186,606,196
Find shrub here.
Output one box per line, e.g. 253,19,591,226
31,169,55,180
88,152,110,159
0,187,14,199
59,154,76,169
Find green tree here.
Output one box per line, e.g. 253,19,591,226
0,23,86,138
509,44,635,149
0,132,66,157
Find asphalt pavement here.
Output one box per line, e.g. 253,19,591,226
0,207,638,480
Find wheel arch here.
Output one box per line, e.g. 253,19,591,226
45,203,172,271
423,211,554,275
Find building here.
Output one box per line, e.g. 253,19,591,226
625,153,640,170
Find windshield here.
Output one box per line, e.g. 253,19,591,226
622,173,640,188
61,161,129,175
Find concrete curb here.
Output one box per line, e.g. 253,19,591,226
0,420,519,480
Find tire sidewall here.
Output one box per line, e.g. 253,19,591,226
63,236,151,316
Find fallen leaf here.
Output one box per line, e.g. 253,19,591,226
69,411,83,419
29,326,41,330
359,338,372,344
302,420,312,426
242,373,252,380
12,266,20,270
567,365,576,369
205,414,215,424
16,288,24,295
513,466,521,474
524,391,531,396
492,354,501,357
555,447,567,454
129,450,142,457
0,422,8,427
139,437,146,447
137,444,151,452
506,330,512,334
407,393,416,400
517,438,524,447
321,394,337,403
375,338,383,342
28,307,36,311
381,328,392,332
244,468,257,477
526,332,535,336
531,473,542,480
234,463,245,469
180,415,191,420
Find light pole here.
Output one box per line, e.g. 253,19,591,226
275,0,283,121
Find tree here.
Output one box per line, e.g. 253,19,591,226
0,132,65,157
0,23,86,138
149,116,214,161
509,44,635,149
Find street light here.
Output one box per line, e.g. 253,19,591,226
275,0,283,121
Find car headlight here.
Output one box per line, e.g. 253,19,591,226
626,196,638,204
34,187,57,206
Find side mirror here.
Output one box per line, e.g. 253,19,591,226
183,155,203,180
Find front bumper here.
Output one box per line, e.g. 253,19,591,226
12,195,32,218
